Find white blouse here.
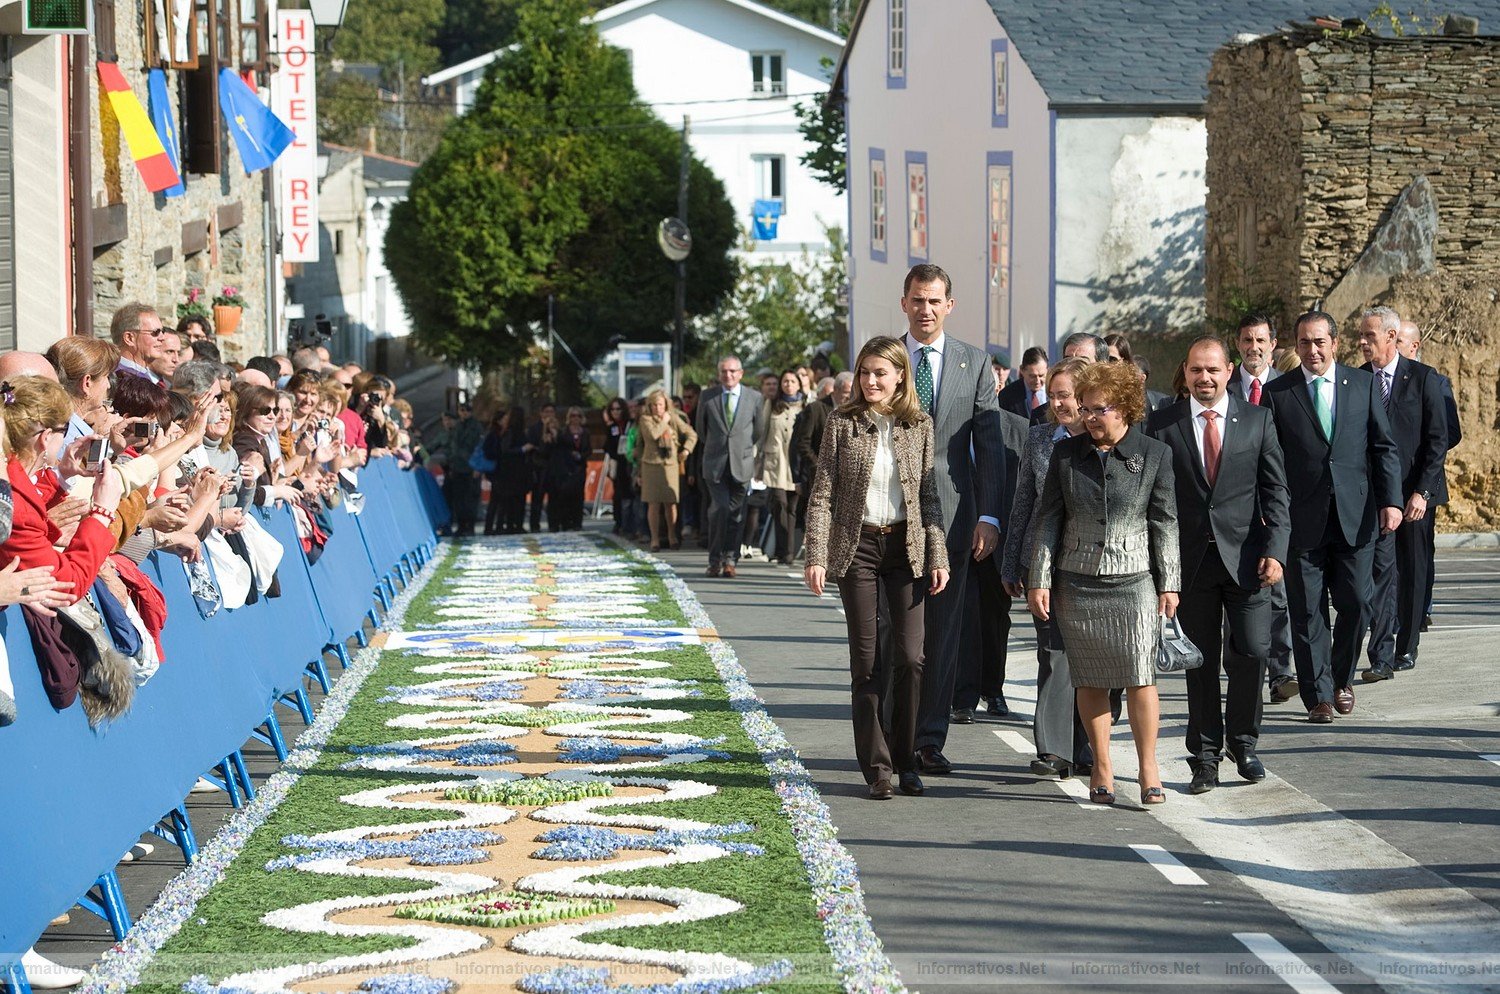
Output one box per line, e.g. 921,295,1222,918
863,413,907,526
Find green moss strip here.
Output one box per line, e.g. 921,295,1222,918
393,890,615,929
443,778,614,806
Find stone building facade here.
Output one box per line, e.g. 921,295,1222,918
1205,30,1500,528
88,0,272,360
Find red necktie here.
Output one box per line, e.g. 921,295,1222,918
1030,392,1044,411
1248,377,1262,406
1201,410,1221,487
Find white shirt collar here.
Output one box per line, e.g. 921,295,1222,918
905,331,946,356
1241,364,1269,384
724,383,741,399
1302,364,1335,384
1189,393,1231,420
1378,355,1400,378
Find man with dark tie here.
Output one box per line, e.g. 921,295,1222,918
1147,337,1289,792
1262,311,1402,723
1357,307,1447,681
997,346,1048,422
695,355,763,578
1397,319,1460,631
898,264,1005,775
1227,313,1295,704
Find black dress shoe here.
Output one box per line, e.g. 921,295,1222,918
1269,676,1299,703
915,746,953,775
1232,752,1267,783
869,779,893,800
1029,756,1071,778
985,694,1010,717
898,771,925,796
1393,654,1417,672
1189,765,1219,794
1362,665,1394,683
1422,614,1432,632
950,707,975,725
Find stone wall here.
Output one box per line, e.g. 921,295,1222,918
1206,32,1500,530
89,0,269,360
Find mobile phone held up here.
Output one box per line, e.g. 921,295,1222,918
84,437,109,470
126,420,159,445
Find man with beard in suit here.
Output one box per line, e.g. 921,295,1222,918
1262,311,1402,723
1147,337,1289,792
1357,307,1447,682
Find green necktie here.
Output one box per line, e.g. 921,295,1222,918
915,346,935,413
725,389,736,427
1311,376,1333,440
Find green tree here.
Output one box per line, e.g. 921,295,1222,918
794,57,846,193
384,0,737,377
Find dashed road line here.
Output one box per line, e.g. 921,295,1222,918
1481,754,1500,769
1234,933,1343,994
991,729,1034,755
1128,843,1207,885
991,729,1106,810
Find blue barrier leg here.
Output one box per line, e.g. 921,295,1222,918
367,607,382,631
278,687,314,724
206,758,244,808
251,710,289,762
355,624,369,648
76,872,130,941
305,656,331,695
228,750,256,802
374,582,392,612
150,806,198,865
1,958,30,994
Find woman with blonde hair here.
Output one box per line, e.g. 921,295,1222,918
805,336,949,800
632,388,697,551
1027,359,1179,806
757,370,803,564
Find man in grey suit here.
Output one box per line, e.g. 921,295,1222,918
898,264,1005,775
1227,312,1296,704
694,355,763,578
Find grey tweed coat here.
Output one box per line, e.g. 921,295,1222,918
805,408,949,579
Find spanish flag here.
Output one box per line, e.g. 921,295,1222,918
98,61,181,194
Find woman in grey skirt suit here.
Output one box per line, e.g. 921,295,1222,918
1027,360,1180,806
1000,357,1096,776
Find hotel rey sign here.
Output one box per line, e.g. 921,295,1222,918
273,10,319,262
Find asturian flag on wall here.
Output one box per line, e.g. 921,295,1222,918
97,62,181,194
752,199,782,240
146,69,186,198
217,67,295,174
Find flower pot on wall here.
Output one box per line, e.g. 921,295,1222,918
214,305,243,336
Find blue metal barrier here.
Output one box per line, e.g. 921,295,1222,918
0,462,442,972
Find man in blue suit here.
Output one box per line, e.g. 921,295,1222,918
1262,311,1402,722
1397,319,1460,630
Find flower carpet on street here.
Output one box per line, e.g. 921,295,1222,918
110,534,903,994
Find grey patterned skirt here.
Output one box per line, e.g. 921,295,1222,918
1052,570,1158,689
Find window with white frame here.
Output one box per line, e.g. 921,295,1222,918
888,0,905,82
987,159,1013,345
750,51,785,96
870,153,887,259
907,156,927,262
753,154,786,210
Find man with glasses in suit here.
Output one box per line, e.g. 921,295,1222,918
696,355,763,578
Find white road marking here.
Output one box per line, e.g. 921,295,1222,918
991,728,1104,809
992,729,1033,754
1481,754,1500,769
1129,843,1207,885
1234,933,1343,994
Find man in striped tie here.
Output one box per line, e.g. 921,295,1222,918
1356,306,1448,682
1262,311,1402,723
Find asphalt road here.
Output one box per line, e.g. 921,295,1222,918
668,543,1500,994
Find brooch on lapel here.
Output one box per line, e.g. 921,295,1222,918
1126,454,1144,474
959,362,967,369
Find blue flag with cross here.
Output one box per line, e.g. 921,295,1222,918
752,199,782,240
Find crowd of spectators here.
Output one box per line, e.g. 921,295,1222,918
0,301,431,987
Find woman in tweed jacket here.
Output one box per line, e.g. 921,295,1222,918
999,357,1098,779
1028,360,1180,806
805,336,949,800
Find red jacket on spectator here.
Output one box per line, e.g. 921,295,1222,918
2,457,114,604
338,408,367,451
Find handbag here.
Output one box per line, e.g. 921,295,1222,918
469,439,497,474
1155,615,1204,674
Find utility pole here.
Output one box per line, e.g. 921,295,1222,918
397,59,408,161
673,116,691,392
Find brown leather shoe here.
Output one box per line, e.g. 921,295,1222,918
705,564,722,577
869,778,894,800
722,562,738,578
1308,702,1335,723
1334,686,1355,714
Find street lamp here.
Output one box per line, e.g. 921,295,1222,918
308,0,351,51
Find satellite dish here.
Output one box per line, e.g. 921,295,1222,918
658,217,692,261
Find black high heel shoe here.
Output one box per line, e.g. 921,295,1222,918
1029,755,1072,779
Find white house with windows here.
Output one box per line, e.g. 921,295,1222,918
833,0,1353,358
424,0,846,261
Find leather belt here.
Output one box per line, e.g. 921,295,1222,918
861,521,907,535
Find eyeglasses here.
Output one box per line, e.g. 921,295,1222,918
136,326,167,338
253,406,275,416
1081,405,1118,419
